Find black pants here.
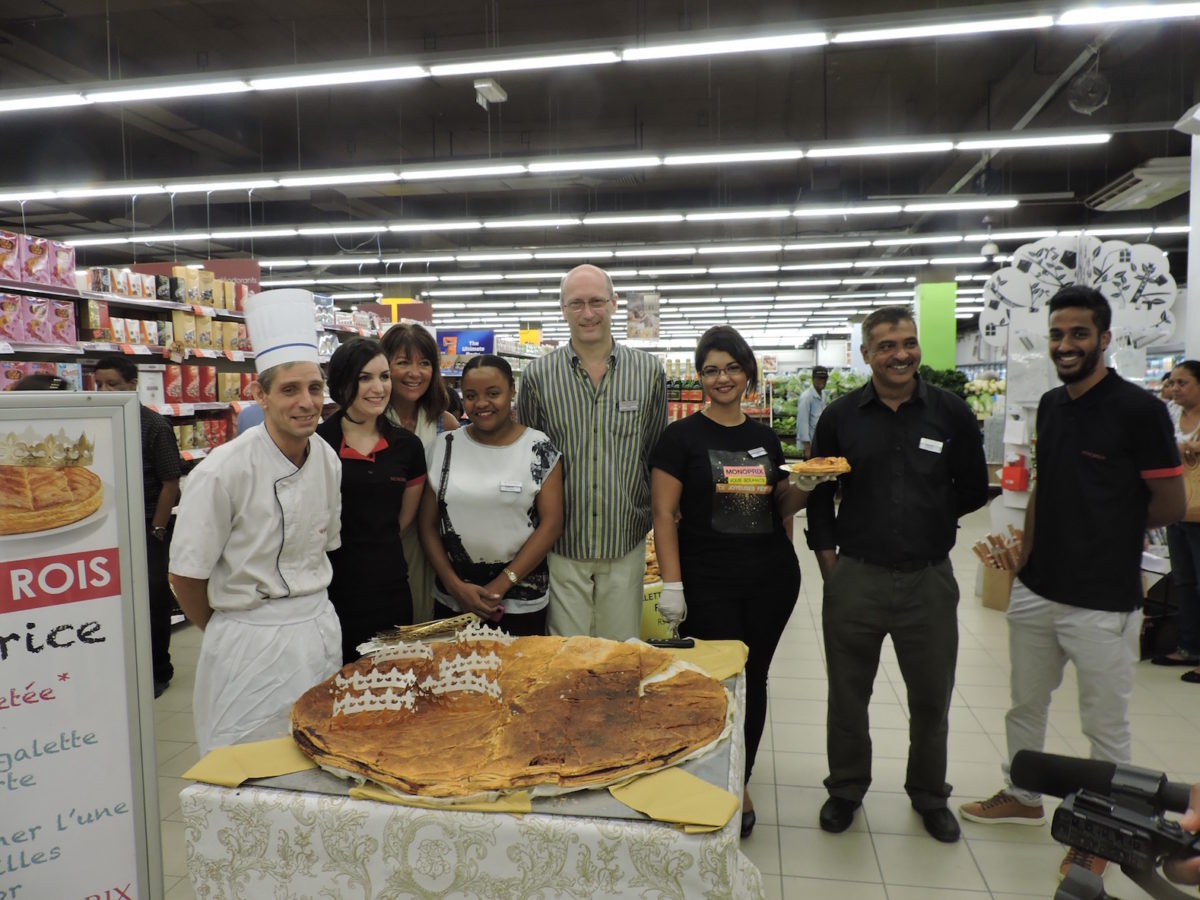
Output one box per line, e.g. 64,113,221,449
434,600,548,637
680,560,800,785
145,522,174,685
822,556,959,811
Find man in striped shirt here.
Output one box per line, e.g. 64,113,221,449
517,264,668,639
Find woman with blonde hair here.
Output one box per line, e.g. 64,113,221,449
381,323,459,622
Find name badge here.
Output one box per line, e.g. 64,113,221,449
748,447,768,458
499,481,523,493
919,437,944,454
618,399,639,412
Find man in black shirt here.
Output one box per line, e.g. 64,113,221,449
95,356,183,698
807,306,987,843
960,286,1184,879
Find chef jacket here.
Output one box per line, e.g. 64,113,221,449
170,424,342,608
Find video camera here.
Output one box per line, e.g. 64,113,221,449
1011,750,1200,900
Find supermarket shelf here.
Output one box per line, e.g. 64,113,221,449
0,277,247,319
0,341,83,356
179,448,209,462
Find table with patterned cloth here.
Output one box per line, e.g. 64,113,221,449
180,673,762,899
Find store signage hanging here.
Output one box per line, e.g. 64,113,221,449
438,328,495,375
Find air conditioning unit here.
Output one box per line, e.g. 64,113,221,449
1085,157,1191,211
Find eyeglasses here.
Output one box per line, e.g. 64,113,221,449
700,363,745,379
563,298,611,314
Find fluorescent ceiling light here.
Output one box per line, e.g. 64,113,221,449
832,15,1053,43
279,171,398,187
64,236,128,247
622,32,827,61
964,229,1057,241
483,217,581,229
657,283,717,290
807,141,953,158
377,275,438,282
584,214,684,225
696,243,783,254
306,257,381,266
487,288,542,295
441,273,501,282
717,282,778,289
130,231,211,244
456,252,534,261
842,276,909,284
534,249,615,259
430,51,620,77
1155,225,1191,234
0,93,91,113
1084,226,1154,236
853,258,929,268
873,235,964,246
55,184,166,198
783,261,855,271
250,66,427,91
527,156,660,173
902,198,1019,212
614,247,697,257
708,265,780,274
685,209,792,222
87,80,250,103
1058,3,1200,25
778,280,843,287
929,255,988,264
166,178,281,193
785,240,872,251
401,163,527,180
428,289,484,296
0,190,56,203
209,228,298,239
297,224,386,236
383,255,457,263
664,149,804,166
793,205,904,217
639,268,705,276
956,133,1110,150
261,259,309,268
389,221,482,232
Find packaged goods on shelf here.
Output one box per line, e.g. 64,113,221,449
137,365,166,406
52,244,75,288
23,297,51,343
163,365,183,402
111,317,128,343
155,275,172,301
195,313,213,348
172,310,196,348
19,235,53,285
181,365,200,403
222,321,239,352
0,294,24,341
160,321,174,345
55,362,82,390
1,360,24,388
236,323,248,350
218,372,241,402
89,267,113,293
84,299,112,340
240,372,254,399
198,270,216,303
50,299,76,344
198,366,217,402
0,231,19,281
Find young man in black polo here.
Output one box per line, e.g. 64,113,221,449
960,286,1185,879
807,305,988,843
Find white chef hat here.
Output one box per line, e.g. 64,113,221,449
245,289,321,373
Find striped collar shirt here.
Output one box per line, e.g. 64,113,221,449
517,339,667,559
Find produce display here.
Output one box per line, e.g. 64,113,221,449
769,370,866,457
965,378,1005,419
291,627,730,799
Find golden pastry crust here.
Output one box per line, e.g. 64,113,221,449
0,465,103,535
786,456,852,476
291,634,729,797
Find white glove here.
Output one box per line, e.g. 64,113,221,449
788,470,838,493
658,582,687,629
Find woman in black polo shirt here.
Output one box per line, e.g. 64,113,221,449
650,325,812,838
318,338,428,663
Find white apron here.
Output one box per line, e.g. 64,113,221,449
193,591,340,754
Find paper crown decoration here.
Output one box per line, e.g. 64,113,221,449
980,235,1176,349
0,429,95,467
244,289,321,373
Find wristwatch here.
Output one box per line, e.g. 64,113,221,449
502,567,519,584
152,526,168,542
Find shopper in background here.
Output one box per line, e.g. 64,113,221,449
651,325,819,839
170,291,342,754
420,354,563,635
1161,372,1178,407
806,305,988,844
93,355,183,698
517,264,667,640
1154,361,1200,678
381,322,459,624
795,365,829,459
960,286,1184,878
317,338,426,663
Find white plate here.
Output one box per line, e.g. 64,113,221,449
0,480,114,542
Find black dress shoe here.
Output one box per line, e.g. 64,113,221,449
919,807,961,843
819,797,860,833
1152,653,1200,667
1182,670,1200,684
740,810,757,839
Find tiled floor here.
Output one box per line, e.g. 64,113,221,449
154,505,1200,899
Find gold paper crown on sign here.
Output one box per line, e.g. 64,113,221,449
0,429,95,467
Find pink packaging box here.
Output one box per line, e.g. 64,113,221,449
52,242,76,288
22,297,52,344
0,294,26,343
50,299,77,345
0,232,20,282
19,235,52,285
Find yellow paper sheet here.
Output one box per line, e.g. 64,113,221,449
350,782,532,813
182,737,317,788
609,767,739,829
664,639,748,681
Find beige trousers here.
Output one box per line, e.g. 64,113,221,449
547,545,644,640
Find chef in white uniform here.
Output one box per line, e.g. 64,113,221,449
169,289,343,754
